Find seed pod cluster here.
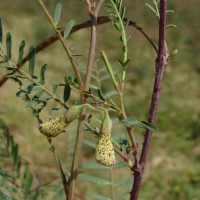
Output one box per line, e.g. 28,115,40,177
39,115,67,137
95,111,116,166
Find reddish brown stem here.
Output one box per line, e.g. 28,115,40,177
0,16,157,87
130,1,169,199
66,1,105,200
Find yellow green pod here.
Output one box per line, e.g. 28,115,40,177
38,115,68,137
65,105,84,123
100,110,112,135
95,134,116,166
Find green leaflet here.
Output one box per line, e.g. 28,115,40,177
28,46,36,77
63,83,71,102
138,121,158,133
54,3,62,25
0,120,33,199
104,90,118,99
81,162,108,170
86,192,111,200
39,64,47,85
115,178,133,187
145,3,157,14
119,190,131,200
64,20,75,39
113,161,127,169
22,164,33,199
18,40,25,66
122,117,138,127
6,32,12,59
52,84,59,94
83,139,96,149
166,24,177,29
78,174,111,185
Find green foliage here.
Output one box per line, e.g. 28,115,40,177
105,0,129,65
86,192,112,200
39,64,47,85
0,119,34,200
79,161,132,199
137,121,157,133
18,40,26,66
28,46,36,77
54,3,62,25
79,174,111,185
64,20,75,40
0,21,69,120
122,117,157,133
63,83,71,102
0,119,67,200
166,24,177,29
6,33,12,60
122,117,138,126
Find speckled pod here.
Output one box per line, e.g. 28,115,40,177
38,116,68,137
95,134,116,166
95,111,116,166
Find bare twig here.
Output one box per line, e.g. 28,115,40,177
67,1,105,200
0,16,157,87
124,17,158,53
114,146,132,164
130,1,169,199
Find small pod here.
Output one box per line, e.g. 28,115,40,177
95,110,116,166
64,105,84,123
39,115,68,137
64,104,94,123
95,134,116,166
100,110,112,135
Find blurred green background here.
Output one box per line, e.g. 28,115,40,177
0,0,200,199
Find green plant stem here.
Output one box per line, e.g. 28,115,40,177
47,138,68,199
36,0,84,91
101,50,138,162
109,0,128,61
110,168,115,200
119,94,138,159
67,1,105,200
109,0,128,82
153,0,160,18
67,110,85,200
109,0,138,163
